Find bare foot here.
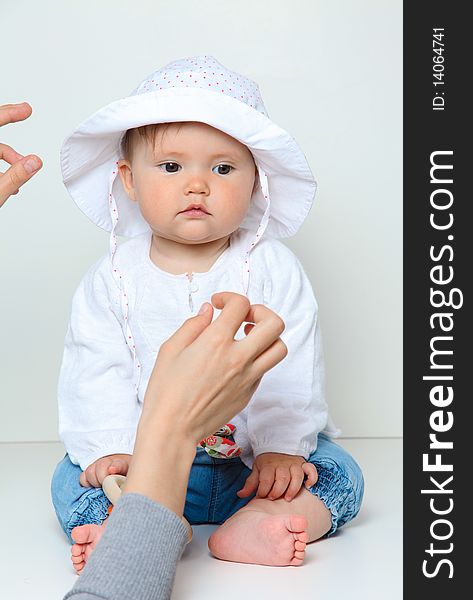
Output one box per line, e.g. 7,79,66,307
70,522,106,574
208,509,308,566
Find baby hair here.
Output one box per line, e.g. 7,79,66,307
120,122,184,163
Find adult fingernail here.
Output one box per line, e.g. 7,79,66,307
198,302,210,315
24,157,40,173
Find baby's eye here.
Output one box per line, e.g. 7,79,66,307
212,164,233,175
158,162,181,173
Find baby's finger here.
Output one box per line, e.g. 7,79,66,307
95,459,114,486
256,465,276,498
302,462,318,488
79,471,91,487
236,468,259,498
107,459,129,476
85,464,101,488
267,466,291,500
284,465,305,501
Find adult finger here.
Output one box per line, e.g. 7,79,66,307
0,154,43,208
0,102,32,127
285,465,305,501
158,302,214,355
267,466,291,500
0,142,25,165
249,337,288,381
237,303,285,360
210,292,251,340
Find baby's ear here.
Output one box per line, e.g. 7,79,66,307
117,159,137,202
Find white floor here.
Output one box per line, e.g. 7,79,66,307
1,438,402,599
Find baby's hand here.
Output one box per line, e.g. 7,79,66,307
79,454,132,488
236,452,318,502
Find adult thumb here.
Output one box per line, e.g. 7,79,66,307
165,302,214,353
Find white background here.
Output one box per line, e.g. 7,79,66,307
0,0,402,442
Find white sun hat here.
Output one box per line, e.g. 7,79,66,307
60,55,317,243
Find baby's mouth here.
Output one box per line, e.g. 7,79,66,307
179,203,211,215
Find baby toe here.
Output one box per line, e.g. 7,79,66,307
295,530,309,544
71,554,84,565
288,515,308,533
290,554,304,566
74,561,85,574
71,544,84,557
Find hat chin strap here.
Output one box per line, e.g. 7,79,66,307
241,165,271,295
108,166,142,392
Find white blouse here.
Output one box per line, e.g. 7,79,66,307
57,229,333,471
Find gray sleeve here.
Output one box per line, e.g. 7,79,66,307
63,492,188,600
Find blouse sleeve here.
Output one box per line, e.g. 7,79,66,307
247,244,328,460
57,257,140,471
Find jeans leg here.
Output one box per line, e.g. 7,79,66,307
212,456,255,524
306,435,365,537
183,447,216,524
50,453,111,544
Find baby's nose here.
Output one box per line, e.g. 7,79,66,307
185,177,210,195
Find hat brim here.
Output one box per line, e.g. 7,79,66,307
61,86,316,238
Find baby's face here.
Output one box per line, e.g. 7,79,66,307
118,122,256,244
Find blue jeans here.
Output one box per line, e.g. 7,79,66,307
51,434,364,544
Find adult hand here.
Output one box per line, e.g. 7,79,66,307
0,102,42,208
141,291,287,444
124,291,288,516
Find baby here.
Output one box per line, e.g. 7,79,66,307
51,56,364,572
